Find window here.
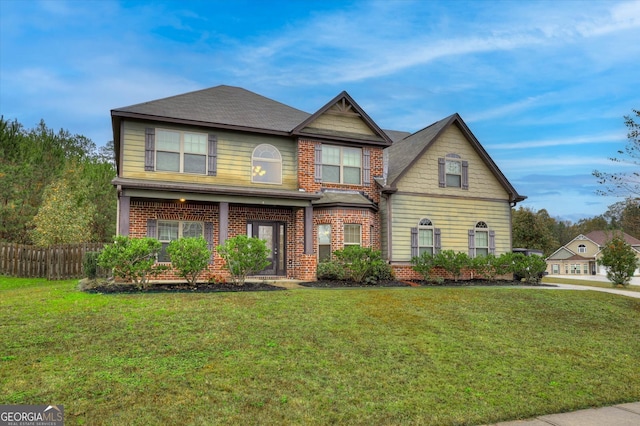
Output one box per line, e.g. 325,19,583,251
252,144,282,184
156,129,208,174
446,159,462,187
157,220,204,262
418,218,434,256
317,224,331,261
344,224,361,246
552,264,559,274
578,244,586,253
322,145,361,185
583,263,588,274
474,221,489,257
438,154,468,189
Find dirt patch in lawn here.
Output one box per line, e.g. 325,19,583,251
300,279,555,288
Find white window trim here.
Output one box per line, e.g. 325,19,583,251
155,128,208,175
344,224,362,246
418,218,434,256
251,144,283,185
474,221,489,257
322,145,362,185
317,224,332,261
157,220,204,262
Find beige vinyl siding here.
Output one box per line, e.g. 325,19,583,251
396,125,509,199
565,239,599,256
304,108,375,136
389,194,512,261
121,121,298,190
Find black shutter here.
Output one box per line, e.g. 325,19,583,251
315,144,323,183
411,227,418,258
438,158,446,187
462,160,469,190
145,128,155,171
363,148,371,185
208,134,217,176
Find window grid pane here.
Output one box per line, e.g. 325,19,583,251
344,224,361,245
322,146,341,165
476,230,488,247
183,133,207,154
184,154,206,174
156,130,180,151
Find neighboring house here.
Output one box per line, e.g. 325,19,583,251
111,85,525,281
546,230,640,277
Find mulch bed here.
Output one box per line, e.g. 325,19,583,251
81,280,285,294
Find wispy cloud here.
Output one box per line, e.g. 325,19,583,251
487,133,626,150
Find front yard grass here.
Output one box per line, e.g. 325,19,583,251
1,277,639,425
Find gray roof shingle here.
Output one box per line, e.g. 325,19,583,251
112,85,311,133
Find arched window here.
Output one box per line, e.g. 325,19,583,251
578,244,586,253
418,218,434,256
474,221,490,257
252,144,282,184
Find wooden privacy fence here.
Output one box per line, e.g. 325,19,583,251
0,242,106,280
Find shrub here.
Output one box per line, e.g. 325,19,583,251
82,251,101,279
470,253,512,282
97,236,168,288
216,235,270,286
509,252,547,284
317,260,346,280
166,237,211,286
599,237,639,287
333,246,389,283
433,250,470,282
411,252,437,281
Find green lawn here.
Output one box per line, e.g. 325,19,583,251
1,278,639,425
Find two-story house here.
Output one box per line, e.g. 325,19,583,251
111,85,525,282
546,230,640,276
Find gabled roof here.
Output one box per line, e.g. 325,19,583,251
112,85,311,134
582,230,640,247
546,246,577,260
292,91,392,146
384,113,525,203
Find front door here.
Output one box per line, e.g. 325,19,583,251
248,222,286,276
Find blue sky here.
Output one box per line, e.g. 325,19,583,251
1,0,639,222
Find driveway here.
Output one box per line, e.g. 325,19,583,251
544,274,640,299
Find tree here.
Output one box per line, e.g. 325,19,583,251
593,109,640,196
30,170,95,246
599,236,638,287
0,117,115,244
216,235,270,285
166,237,211,286
512,207,558,256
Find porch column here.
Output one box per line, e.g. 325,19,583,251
118,195,130,236
305,205,313,255
219,202,229,244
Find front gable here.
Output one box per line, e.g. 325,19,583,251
395,122,511,200
547,247,577,260
564,234,600,258
292,92,392,146
384,114,524,204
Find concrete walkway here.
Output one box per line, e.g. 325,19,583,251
543,275,640,299
486,401,640,425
